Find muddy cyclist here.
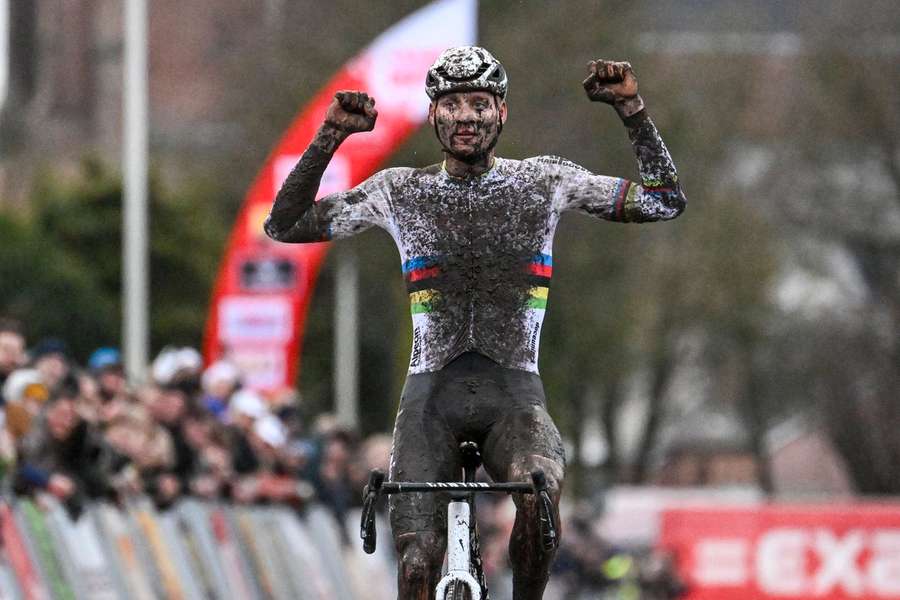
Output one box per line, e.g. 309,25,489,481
265,46,686,600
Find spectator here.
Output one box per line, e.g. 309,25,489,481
14,379,125,517
277,403,315,476
180,410,233,499
200,360,241,421
151,346,203,397
237,414,310,505
144,382,196,507
103,404,175,498
88,347,129,403
250,413,287,465
80,352,134,430
225,389,267,476
0,318,26,404
29,337,71,393
352,432,392,485
75,368,107,425
2,368,50,443
308,426,357,544
268,387,304,418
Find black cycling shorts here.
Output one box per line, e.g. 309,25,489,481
388,351,566,538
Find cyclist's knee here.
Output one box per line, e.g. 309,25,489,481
396,531,445,584
510,455,564,504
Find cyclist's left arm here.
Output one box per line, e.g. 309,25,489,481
547,58,686,223
546,111,686,223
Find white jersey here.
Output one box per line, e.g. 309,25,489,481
265,114,686,374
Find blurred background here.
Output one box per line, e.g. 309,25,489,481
1,1,899,598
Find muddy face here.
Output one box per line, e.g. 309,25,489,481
429,91,506,163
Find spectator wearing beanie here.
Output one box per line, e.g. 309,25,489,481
88,347,129,403
30,337,72,393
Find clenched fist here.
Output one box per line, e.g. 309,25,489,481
325,90,378,134
583,60,644,118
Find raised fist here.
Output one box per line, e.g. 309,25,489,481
583,60,639,104
324,90,378,134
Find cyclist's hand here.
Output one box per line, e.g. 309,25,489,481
583,60,638,104
324,91,378,134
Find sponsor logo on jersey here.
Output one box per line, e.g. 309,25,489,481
410,326,423,367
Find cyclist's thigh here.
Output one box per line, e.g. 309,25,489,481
389,372,460,540
481,372,565,482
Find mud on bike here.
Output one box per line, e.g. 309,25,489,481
360,441,558,599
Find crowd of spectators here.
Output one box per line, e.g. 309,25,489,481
0,317,391,531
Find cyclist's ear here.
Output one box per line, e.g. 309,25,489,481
498,99,508,126
428,102,436,126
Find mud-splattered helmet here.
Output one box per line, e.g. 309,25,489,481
425,46,508,101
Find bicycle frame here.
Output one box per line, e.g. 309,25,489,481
435,497,481,599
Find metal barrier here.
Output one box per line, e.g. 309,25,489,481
0,496,396,600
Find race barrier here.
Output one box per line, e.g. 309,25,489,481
660,503,900,600
0,497,396,600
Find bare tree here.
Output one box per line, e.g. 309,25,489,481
753,18,900,492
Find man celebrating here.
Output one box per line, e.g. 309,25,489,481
266,46,685,599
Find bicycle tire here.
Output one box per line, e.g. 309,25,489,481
445,580,472,600
470,523,489,599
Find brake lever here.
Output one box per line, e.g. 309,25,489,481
530,470,559,551
361,469,385,554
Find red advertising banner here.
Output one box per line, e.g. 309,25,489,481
660,504,900,600
203,0,477,392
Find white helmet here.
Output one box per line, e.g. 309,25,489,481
425,46,508,100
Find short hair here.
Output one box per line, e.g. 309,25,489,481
0,317,24,338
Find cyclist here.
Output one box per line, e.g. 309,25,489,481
265,46,686,600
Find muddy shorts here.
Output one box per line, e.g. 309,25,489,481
388,351,566,538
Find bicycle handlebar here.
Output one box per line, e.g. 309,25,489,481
360,468,559,554
360,470,384,553
380,481,535,493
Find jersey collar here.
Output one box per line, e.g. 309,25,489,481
440,157,498,180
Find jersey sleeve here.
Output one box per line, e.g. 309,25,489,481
533,114,686,223
264,168,397,243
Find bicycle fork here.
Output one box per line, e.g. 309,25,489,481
435,498,481,600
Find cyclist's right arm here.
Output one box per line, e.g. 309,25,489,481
265,91,384,243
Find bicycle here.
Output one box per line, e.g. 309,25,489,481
360,441,558,599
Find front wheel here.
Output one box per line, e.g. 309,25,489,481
444,580,473,600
